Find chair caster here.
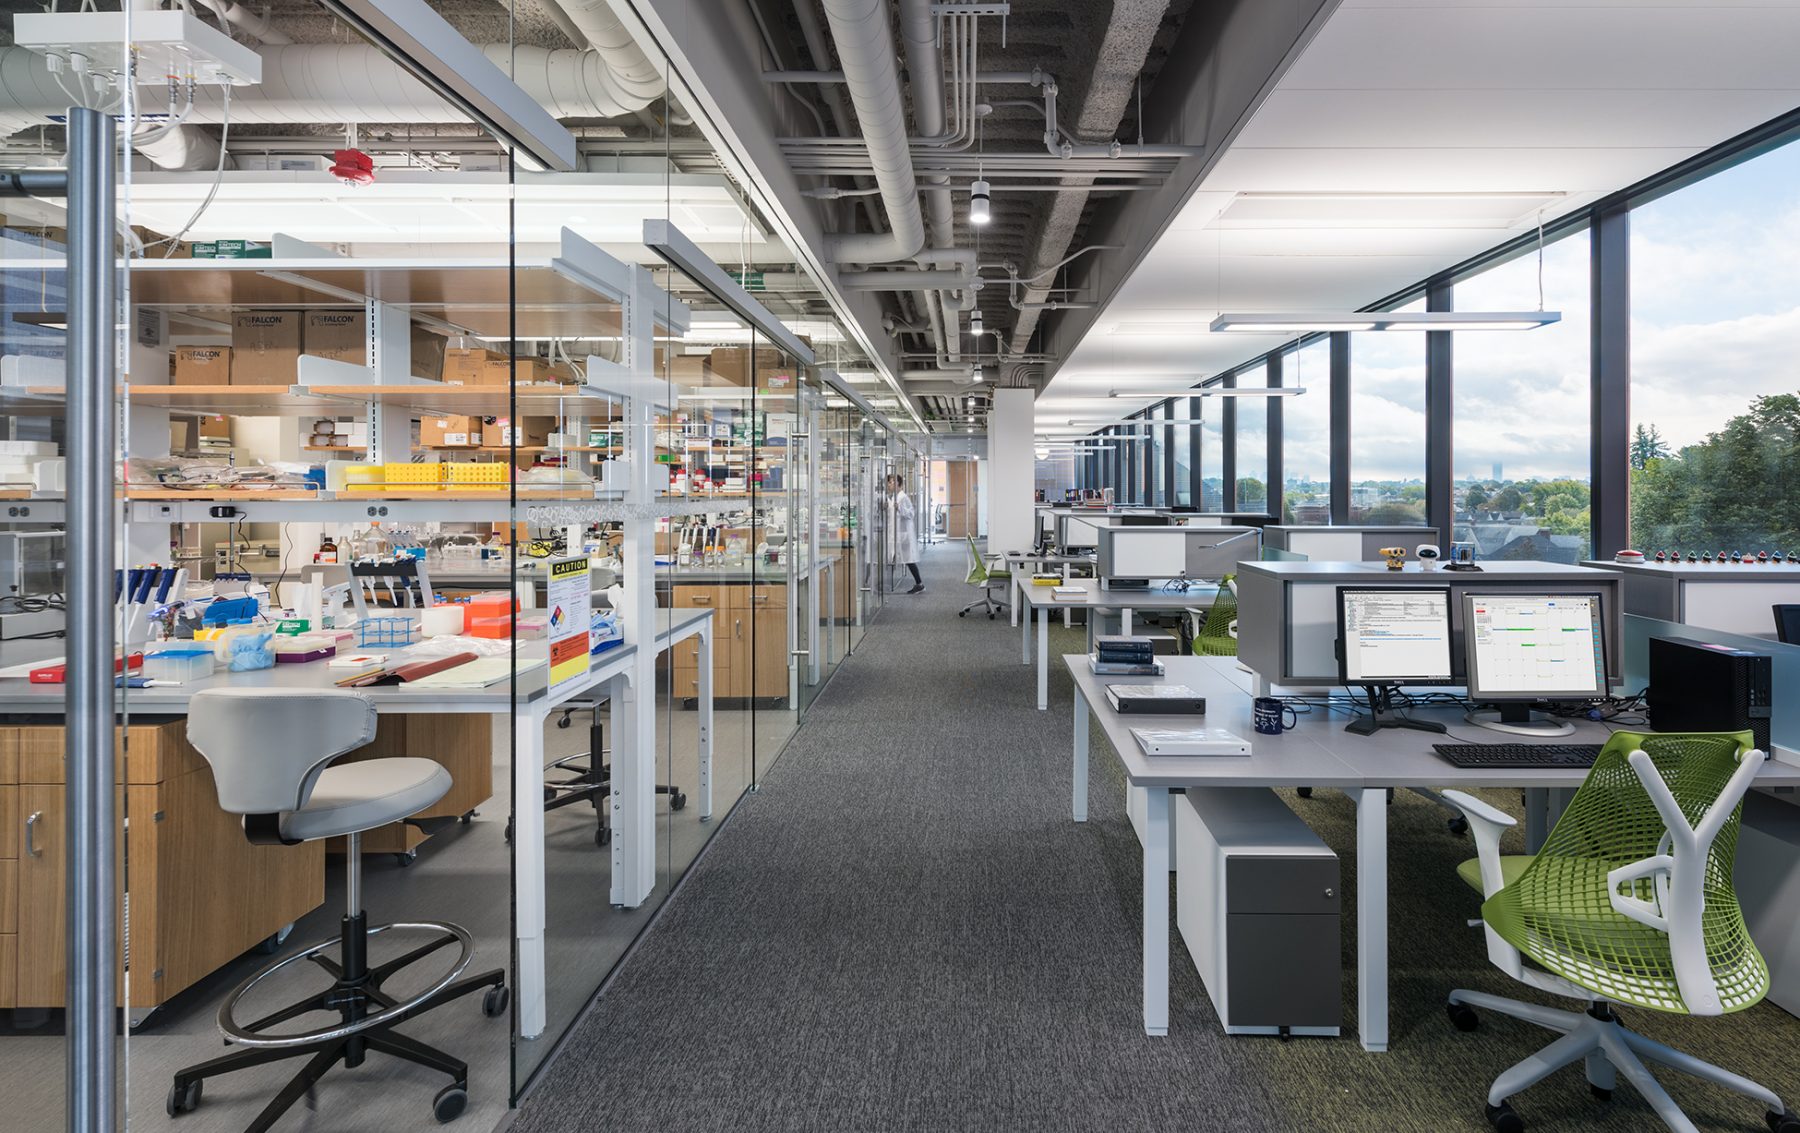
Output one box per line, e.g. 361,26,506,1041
1589,1085,1611,1102
167,1079,202,1117
482,984,511,1018
670,791,687,812
1447,1002,1479,1032
1296,787,1313,799
433,1083,469,1123
556,714,572,729
958,611,967,618
460,810,476,824
1768,1110,1800,1133
256,923,294,955
595,825,611,847
1485,1101,1524,1132
1449,816,1470,836
988,612,995,619
395,850,418,867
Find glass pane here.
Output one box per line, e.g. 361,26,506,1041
1283,339,1333,521
1169,397,1193,507
1150,404,1167,505
1453,230,1592,561
1236,367,1269,514
1200,402,1224,510
1351,299,1427,523
1629,138,1800,553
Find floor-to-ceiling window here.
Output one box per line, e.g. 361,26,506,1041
1150,402,1167,505
1453,231,1593,561
1234,364,1269,514
1349,298,1428,523
1200,388,1224,510
1170,396,1194,506
1282,339,1333,522
1628,137,1800,553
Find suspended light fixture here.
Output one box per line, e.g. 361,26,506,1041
972,364,984,382
969,178,991,226
1209,311,1558,333
1106,386,1307,399
970,309,984,336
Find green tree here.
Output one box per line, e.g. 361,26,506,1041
1631,423,1670,470
1629,394,1800,550
1464,484,1491,511
1490,485,1524,512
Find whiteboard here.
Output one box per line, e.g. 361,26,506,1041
1111,529,1189,578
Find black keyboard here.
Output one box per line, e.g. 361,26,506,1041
1432,743,1605,769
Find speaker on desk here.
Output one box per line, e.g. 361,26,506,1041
1646,636,1772,751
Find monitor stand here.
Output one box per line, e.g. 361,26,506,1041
1344,685,1449,737
1466,704,1576,738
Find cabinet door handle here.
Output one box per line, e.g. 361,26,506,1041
734,618,742,640
25,811,42,857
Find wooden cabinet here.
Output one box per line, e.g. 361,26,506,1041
670,583,789,701
328,716,493,854
8,720,323,1010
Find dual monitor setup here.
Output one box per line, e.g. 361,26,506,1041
1337,587,1608,737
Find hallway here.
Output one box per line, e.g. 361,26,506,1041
509,544,1800,1133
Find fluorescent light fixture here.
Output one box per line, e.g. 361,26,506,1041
313,0,577,172
1107,386,1306,399
969,179,991,225
1210,311,1559,333
645,219,817,366
970,310,983,336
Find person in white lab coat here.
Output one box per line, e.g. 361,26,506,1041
884,473,923,593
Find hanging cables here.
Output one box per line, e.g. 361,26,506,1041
150,84,231,256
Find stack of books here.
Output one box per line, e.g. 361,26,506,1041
1051,584,1086,602
1089,634,1163,676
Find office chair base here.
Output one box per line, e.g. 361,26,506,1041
1448,988,1791,1133
170,913,505,1132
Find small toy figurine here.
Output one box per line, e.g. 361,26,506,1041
1654,551,1668,563
1378,546,1407,571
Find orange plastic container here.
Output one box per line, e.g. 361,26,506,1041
467,615,514,639
465,592,517,618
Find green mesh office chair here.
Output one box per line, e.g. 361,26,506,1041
1443,731,1799,1133
1192,573,1239,657
959,535,1011,619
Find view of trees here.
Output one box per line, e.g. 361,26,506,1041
1630,394,1800,551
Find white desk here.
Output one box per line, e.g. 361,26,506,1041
1067,655,1800,1051
0,608,716,1042
1018,578,1218,710
1001,551,1093,628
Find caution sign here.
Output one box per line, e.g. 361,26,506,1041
547,556,591,686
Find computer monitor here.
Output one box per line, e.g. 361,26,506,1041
1336,587,1454,736
1774,604,1800,645
1462,592,1607,737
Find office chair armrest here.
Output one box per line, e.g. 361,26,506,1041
1442,789,1517,898
1226,618,1238,639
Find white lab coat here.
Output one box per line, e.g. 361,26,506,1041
885,489,919,565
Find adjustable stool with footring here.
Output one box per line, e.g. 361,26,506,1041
167,688,508,1131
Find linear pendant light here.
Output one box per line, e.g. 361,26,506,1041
1106,386,1306,399
1209,311,1559,333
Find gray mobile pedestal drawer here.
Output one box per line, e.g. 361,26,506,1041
1175,787,1341,1035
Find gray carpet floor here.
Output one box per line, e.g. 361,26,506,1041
509,544,1800,1133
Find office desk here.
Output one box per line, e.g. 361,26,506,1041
1018,578,1218,710
0,608,716,1042
1001,551,1094,628
1066,655,1800,1051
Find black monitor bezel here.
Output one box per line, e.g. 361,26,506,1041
1336,585,1456,687
1461,591,1609,702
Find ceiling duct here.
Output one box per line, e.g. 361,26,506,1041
816,0,925,265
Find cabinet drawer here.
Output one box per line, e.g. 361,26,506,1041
671,585,730,610
671,666,702,699
1226,857,1340,916
0,786,15,858
0,730,15,784
17,720,206,786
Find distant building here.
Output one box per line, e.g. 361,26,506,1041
1491,462,1503,481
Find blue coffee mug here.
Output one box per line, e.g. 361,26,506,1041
1253,696,1298,736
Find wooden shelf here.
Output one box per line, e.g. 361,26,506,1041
304,445,363,452
129,384,336,417
420,445,552,454
126,488,322,501
306,382,606,417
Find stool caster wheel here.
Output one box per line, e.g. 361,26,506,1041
670,791,687,812
1447,1002,1479,1032
1296,787,1313,799
433,1084,468,1123
556,714,572,729
1589,1085,1611,1102
958,610,967,618
460,810,476,824
1486,1102,1524,1132
395,850,418,867
595,825,611,847
1449,816,1470,836
988,612,995,620
1767,1110,1800,1133
482,984,511,1018
167,1079,202,1117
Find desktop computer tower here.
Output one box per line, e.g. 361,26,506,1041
1646,637,1772,751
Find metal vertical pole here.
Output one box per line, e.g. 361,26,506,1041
1591,203,1631,558
65,105,116,1133
1329,331,1351,524
1265,352,1284,522
1221,380,1238,512
1425,276,1455,545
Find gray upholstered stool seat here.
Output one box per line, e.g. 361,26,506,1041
280,759,450,842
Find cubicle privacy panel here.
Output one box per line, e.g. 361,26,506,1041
1236,560,1626,687
1262,525,1442,562
1095,524,1263,583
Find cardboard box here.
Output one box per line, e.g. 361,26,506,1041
411,326,445,381
199,414,231,440
441,346,506,384
709,347,798,389
480,357,550,385
304,310,367,364
230,311,301,385
482,415,554,448
174,346,231,385
420,415,479,448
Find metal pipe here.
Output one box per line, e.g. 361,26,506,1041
818,0,926,263
65,104,116,1133
763,70,846,83
840,268,971,289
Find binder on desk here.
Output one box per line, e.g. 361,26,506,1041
400,657,545,689
335,652,478,688
1131,727,1251,757
1105,684,1205,714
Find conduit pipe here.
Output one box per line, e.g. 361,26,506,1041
816,0,925,264
899,0,959,364
197,0,291,44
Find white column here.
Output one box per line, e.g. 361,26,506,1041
986,387,1035,556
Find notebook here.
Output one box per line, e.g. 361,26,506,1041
1130,727,1252,757
334,652,478,688
400,657,546,689
1105,684,1205,714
